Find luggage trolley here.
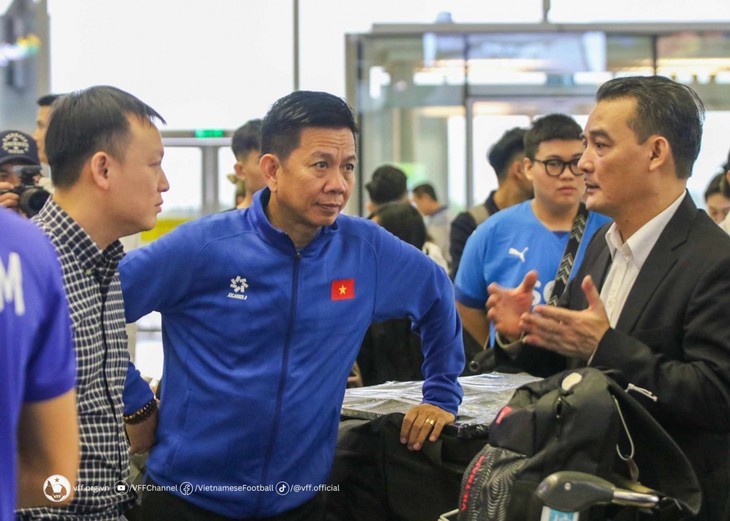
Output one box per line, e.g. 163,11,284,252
439,472,668,521
439,369,701,521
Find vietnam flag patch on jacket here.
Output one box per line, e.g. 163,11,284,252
331,279,355,300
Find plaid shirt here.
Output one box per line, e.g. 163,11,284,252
19,200,136,520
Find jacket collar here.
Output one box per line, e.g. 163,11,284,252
249,187,339,256
615,191,696,332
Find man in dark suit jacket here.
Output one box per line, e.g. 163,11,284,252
487,75,730,521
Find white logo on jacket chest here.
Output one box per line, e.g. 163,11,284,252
227,276,249,300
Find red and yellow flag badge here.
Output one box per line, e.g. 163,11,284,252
331,279,355,301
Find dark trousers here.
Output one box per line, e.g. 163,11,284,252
141,480,324,521
326,414,486,521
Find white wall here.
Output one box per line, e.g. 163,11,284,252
297,0,542,96
549,0,730,22
40,0,730,129
45,0,730,214
48,0,294,128
47,0,542,125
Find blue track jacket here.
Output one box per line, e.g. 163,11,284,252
119,188,464,518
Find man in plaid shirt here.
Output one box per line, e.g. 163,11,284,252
18,86,169,521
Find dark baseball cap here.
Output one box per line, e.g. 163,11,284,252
0,130,40,167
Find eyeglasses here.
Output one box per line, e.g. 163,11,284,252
532,158,583,177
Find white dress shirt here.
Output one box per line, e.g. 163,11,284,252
600,192,686,327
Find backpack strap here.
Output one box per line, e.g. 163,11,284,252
467,204,490,227
547,203,589,306
605,377,702,520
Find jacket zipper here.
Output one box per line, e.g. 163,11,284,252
256,250,301,513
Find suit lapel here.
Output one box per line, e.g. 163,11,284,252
590,246,612,292
614,193,696,332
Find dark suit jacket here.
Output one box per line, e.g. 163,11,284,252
499,193,730,520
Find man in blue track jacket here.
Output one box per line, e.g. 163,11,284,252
120,90,465,521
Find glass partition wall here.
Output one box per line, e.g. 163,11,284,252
346,24,730,217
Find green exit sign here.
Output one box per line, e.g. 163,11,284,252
194,129,225,138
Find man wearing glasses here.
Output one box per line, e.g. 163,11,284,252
454,114,610,360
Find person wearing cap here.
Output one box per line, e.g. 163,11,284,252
0,130,43,214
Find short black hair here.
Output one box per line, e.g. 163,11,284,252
36,93,64,107
524,114,582,159
412,182,438,201
488,127,527,181
261,91,358,161
365,165,407,205
46,85,165,189
371,202,427,250
231,119,262,160
596,76,704,179
705,172,730,200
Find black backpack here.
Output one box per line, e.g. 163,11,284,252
457,368,701,521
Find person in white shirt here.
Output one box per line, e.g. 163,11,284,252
411,182,452,266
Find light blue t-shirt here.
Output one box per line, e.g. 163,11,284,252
455,200,611,344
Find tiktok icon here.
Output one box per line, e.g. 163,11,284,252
276,481,290,496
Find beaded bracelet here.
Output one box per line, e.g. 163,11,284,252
123,399,158,425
